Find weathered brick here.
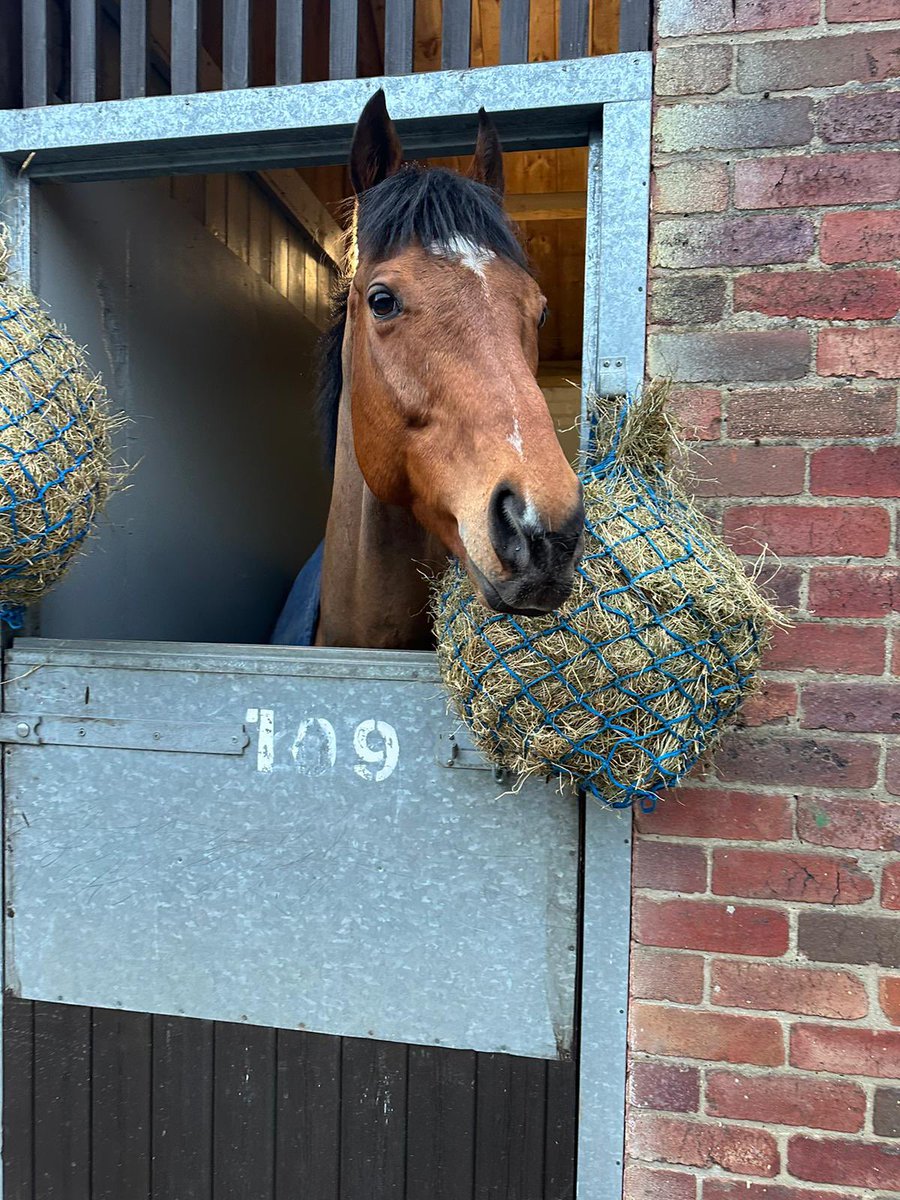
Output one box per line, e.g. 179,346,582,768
827,0,900,20
634,898,790,956
634,839,707,893
809,566,900,618
734,268,900,320
654,161,730,215
649,331,810,384
689,446,805,498
799,911,900,970
624,1163,697,1200
798,796,900,853
728,386,896,438
650,275,726,326
712,960,868,1020
737,31,900,94
717,734,879,790
811,446,900,498
704,1184,858,1200
874,1088,900,1138
735,152,900,210
724,505,890,558
655,44,732,98
881,976,900,1025
791,1023,900,1077
788,1134,900,1190
821,91,900,146
802,683,900,734
670,388,722,441
887,746,900,797
658,0,818,34
638,788,792,841
764,623,886,675
712,847,874,905
633,1004,784,1066
737,681,797,728
631,1061,700,1113
652,215,814,269
758,565,802,611
882,863,900,911
631,948,706,1004
655,99,812,153
818,327,900,378
629,1112,779,1176
821,210,900,265
707,1070,866,1132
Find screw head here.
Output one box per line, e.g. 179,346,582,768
15,722,30,738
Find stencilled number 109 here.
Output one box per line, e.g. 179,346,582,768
245,709,399,782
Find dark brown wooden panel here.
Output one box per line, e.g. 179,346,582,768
275,1028,341,1199
340,1038,408,1198
407,1045,476,1200
91,1009,152,1199
474,1053,547,1197
3,998,34,1199
213,1023,277,1199
151,1013,214,1200
33,1002,91,1200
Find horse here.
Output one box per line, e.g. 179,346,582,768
276,91,585,650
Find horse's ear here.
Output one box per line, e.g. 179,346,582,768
470,108,505,200
350,89,403,195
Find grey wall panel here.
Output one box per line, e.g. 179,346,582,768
31,178,328,644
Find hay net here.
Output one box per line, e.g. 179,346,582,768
0,236,115,629
434,384,781,811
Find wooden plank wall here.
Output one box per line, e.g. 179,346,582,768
4,997,577,1199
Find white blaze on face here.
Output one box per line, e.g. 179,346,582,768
507,415,524,458
429,236,495,281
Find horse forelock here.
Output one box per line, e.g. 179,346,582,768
316,165,529,466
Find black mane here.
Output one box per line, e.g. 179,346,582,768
317,165,528,465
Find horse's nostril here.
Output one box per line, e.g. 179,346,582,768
488,484,532,571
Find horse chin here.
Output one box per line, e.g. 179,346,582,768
466,558,574,618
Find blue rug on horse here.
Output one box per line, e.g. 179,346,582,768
271,541,323,647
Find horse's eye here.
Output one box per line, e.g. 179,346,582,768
368,286,401,320
538,306,548,329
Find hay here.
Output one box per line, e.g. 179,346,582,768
433,382,784,810
0,232,120,627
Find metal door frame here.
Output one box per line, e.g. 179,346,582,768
0,53,651,1199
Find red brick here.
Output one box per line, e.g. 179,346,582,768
734,268,900,320
629,1112,779,1176
805,910,900,969
827,0,900,19
764,623,886,674
888,746,900,797
818,327,900,379
624,1163,697,1200
650,275,726,327
883,864,900,911
712,848,874,905
634,840,707,893
634,898,789,956
788,1135,900,1190
631,1061,700,1113
791,1024,900,1078
707,1070,866,1132
657,0,818,35
809,566,900,618
704,1184,858,1200
803,683,900,734
655,99,812,154
737,681,797,728
670,389,722,441
717,733,879,790
689,446,805,498
649,330,810,384
758,566,802,611
821,92,900,146
880,976,900,1025
811,446,900,498
654,161,730,215
631,948,706,1004
712,961,868,1020
633,1004,784,1067
653,215,814,269
736,153,900,210
737,31,900,93
724,505,890,558
798,796,900,852
639,788,792,841
822,210,900,265
655,44,732,98
728,386,896,438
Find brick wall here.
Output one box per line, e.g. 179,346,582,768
627,2,900,1196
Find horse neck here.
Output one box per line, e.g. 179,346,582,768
317,377,441,650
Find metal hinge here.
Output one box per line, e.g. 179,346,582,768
0,714,249,756
597,354,628,397
437,731,506,782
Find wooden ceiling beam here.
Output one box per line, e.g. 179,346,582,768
506,191,586,221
